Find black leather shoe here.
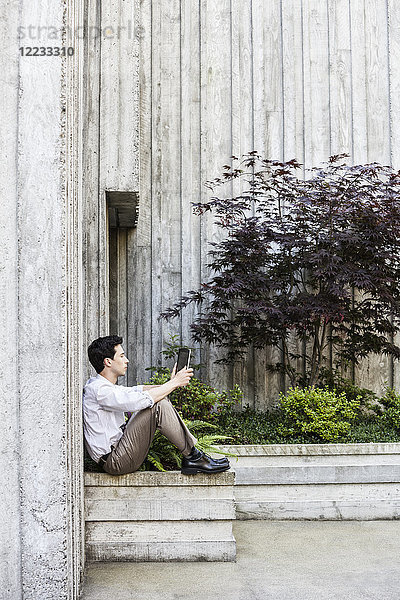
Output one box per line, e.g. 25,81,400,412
181,448,230,474
205,454,229,465
185,447,229,464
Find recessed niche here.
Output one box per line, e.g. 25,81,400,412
106,191,139,228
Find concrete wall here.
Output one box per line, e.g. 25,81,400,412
0,0,85,598
82,0,141,373
136,0,400,404
82,0,400,408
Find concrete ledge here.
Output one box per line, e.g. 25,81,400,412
232,464,400,484
215,443,400,520
216,442,400,457
84,471,235,486
84,471,236,562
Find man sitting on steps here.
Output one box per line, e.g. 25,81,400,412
83,335,230,475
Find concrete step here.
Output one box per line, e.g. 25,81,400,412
84,471,235,487
86,521,236,561
235,481,400,501
217,443,400,457
84,471,236,562
232,464,400,485
217,443,400,467
235,499,400,520
234,482,400,519
85,486,235,521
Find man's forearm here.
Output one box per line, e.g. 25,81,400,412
146,379,177,403
142,384,162,390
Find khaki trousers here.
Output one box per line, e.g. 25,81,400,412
103,398,197,475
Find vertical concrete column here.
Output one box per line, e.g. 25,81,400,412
0,1,22,597
17,1,71,596
0,0,85,598
65,0,86,594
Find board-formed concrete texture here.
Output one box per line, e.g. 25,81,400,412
1,0,86,597
215,443,400,520
84,471,236,561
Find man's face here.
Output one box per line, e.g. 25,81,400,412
106,344,129,377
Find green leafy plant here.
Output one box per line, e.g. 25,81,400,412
380,388,400,430
148,368,223,421
146,334,203,374
276,386,361,442
214,403,400,445
216,404,290,444
318,368,382,416
140,419,234,471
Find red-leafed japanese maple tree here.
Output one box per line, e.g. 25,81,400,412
161,153,400,387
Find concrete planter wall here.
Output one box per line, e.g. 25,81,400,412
215,443,400,520
84,471,236,562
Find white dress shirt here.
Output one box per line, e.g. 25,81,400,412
83,374,154,462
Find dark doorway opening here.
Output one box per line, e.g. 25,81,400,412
106,191,139,382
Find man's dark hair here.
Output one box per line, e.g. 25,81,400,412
88,335,123,374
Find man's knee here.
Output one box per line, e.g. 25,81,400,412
156,397,172,411
156,397,181,425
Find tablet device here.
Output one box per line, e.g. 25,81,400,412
176,348,191,371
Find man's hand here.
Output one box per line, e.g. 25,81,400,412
147,364,193,404
172,366,193,388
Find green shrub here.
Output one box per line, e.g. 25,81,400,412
214,405,400,445
149,369,218,421
170,377,217,420
214,380,400,445
216,405,291,444
318,369,380,415
277,386,361,442
147,368,240,422
345,418,400,443
380,388,400,430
